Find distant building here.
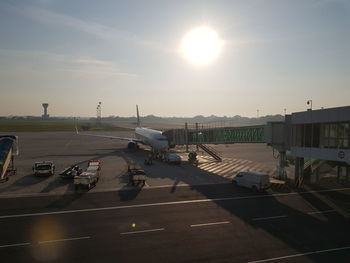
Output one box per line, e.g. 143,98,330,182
42,103,49,119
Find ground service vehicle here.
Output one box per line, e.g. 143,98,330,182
74,171,99,190
232,171,270,191
32,161,55,176
165,153,181,164
74,160,101,190
188,152,199,166
60,165,82,179
88,159,102,170
128,164,146,186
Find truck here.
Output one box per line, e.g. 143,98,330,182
32,161,55,176
128,163,146,186
232,171,271,191
0,136,17,182
87,159,102,170
74,159,101,190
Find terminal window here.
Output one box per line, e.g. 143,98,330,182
294,122,349,149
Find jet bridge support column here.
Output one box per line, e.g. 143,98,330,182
185,123,189,153
295,157,304,185
195,122,199,151
278,151,287,180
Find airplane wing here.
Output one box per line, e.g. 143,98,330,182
75,126,143,143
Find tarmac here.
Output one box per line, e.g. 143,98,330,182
1,131,350,262
0,131,288,196
1,184,350,262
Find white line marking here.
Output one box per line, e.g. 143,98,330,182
190,221,230,227
1,188,349,219
38,236,90,244
64,140,72,149
247,246,350,263
120,228,164,235
252,215,288,221
0,242,30,248
307,209,336,215
145,183,190,189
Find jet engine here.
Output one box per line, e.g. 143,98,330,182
127,141,138,149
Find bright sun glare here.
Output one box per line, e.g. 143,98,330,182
180,26,223,66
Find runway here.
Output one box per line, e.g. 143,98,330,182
1,184,350,262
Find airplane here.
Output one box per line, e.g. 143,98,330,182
76,105,169,152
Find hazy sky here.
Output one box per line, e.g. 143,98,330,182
0,0,349,117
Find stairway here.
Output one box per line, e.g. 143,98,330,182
198,144,222,162
304,158,327,173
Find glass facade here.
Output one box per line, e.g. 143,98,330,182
293,122,350,149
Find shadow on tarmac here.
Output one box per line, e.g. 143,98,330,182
118,186,142,201
119,147,350,262
0,173,50,194
7,144,350,262
45,189,83,209
188,182,350,262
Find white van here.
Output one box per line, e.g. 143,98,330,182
232,171,270,191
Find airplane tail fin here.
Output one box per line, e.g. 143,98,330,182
74,118,79,134
136,105,141,127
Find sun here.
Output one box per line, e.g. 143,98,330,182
180,26,223,66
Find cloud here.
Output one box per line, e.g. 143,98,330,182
0,49,138,78
62,58,139,77
5,3,172,53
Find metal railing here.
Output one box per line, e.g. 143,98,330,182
164,124,266,146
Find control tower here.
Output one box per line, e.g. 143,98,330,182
42,103,49,119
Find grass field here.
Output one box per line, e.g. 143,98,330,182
0,120,133,132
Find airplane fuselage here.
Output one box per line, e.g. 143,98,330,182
135,127,168,151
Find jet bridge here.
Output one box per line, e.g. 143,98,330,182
164,124,280,171
164,124,266,146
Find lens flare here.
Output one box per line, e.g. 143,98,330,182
29,218,66,262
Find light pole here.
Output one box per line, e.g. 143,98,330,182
307,100,312,110
284,108,286,115
257,109,259,118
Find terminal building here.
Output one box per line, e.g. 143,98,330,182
288,106,350,185
290,106,349,162
165,105,350,186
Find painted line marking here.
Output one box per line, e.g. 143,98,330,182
307,209,336,215
0,242,30,248
1,188,349,219
38,236,90,244
247,245,350,263
64,140,72,149
120,228,165,235
190,221,230,227
252,215,288,221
